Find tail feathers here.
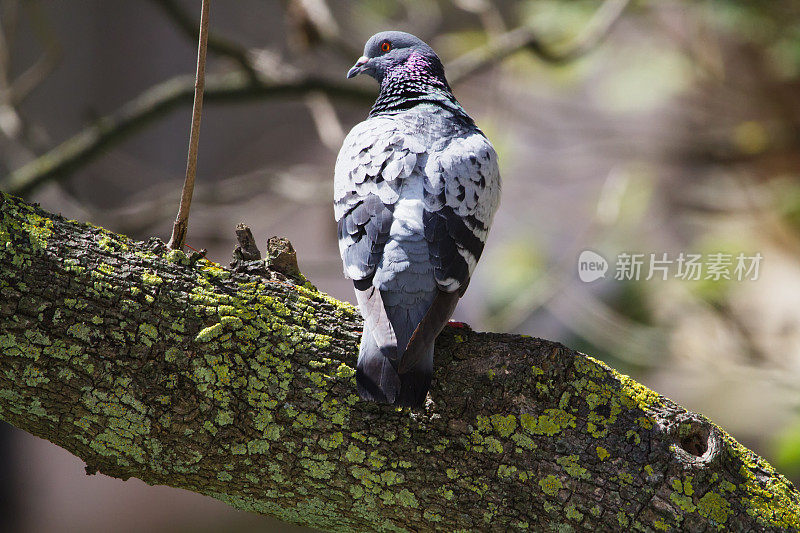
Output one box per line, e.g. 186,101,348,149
398,289,461,375
396,344,433,407
356,331,401,404
354,282,457,408
356,326,433,408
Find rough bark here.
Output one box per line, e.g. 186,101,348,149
0,192,798,532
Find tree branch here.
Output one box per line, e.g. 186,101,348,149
1,191,798,531
1,71,373,196
448,0,631,83
2,0,631,198
149,0,257,79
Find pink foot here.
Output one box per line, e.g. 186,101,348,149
447,321,469,329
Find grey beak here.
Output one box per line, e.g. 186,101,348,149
347,56,370,79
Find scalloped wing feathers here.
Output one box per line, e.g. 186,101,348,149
334,109,500,406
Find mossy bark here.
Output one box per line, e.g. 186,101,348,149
0,192,798,532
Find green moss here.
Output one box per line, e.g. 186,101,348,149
165,249,188,264
511,432,537,451
438,487,454,500
345,444,365,463
697,491,731,525
97,263,115,277
670,491,696,513
557,455,589,479
66,322,92,343
616,471,633,485
538,474,562,496
596,446,610,461
216,410,234,426
380,471,404,486
423,509,442,523
0,333,18,350
335,363,355,380
164,347,182,363
625,429,641,445
138,323,158,346
519,409,576,436
683,477,694,496
319,432,344,450
490,414,518,438
396,489,418,508
220,315,243,329
368,450,387,469
618,374,664,412
23,365,49,386
565,505,583,522
497,464,518,479
98,234,128,252
585,392,602,411
722,432,800,529
21,213,53,250
141,271,163,286
483,436,504,453
474,415,492,433
196,323,224,342
293,412,317,429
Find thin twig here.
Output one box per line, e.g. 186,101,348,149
282,0,359,58
3,0,628,196
1,72,372,196
150,0,257,79
448,0,631,83
304,91,345,151
6,0,62,106
167,0,210,251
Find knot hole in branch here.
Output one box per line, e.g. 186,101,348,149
670,416,721,466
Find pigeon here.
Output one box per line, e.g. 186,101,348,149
334,31,501,407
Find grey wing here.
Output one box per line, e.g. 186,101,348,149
400,131,501,374
334,117,426,281
423,130,501,293
334,118,426,352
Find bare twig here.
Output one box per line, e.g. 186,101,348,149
282,0,359,58
6,0,62,106
167,0,210,250
304,91,345,151
0,0,61,168
1,72,372,196
448,0,631,83
3,0,628,196
150,0,257,79
284,0,340,48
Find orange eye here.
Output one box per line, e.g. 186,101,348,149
381,41,391,53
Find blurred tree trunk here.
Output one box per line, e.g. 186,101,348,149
0,192,798,532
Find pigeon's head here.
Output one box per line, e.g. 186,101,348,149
347,31,443,84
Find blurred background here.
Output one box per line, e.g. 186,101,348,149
2,0,800,531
